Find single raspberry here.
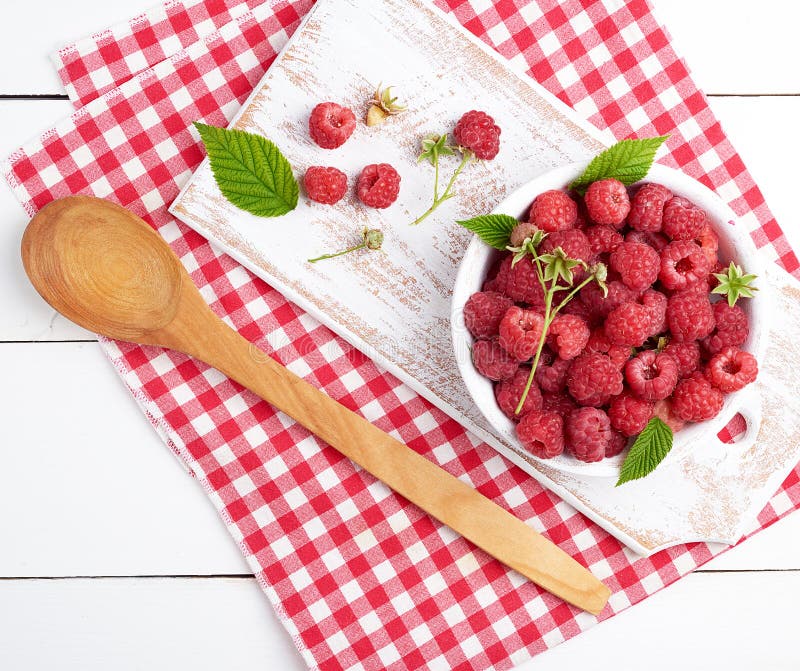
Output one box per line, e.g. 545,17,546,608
472,339,518,381
706,347,758,393
662,196,708,240
547,313,590,360
566,352,624,407
357,163,401,208
492,255,546,308
303,166,347,204
625,229,669,252
453,110,501,160
585,179,630,227
534,354,572,393
610,241,660,291
580,280,637,321
541,392,577,418
640,288,667,336
653,398,686,433
606,430,628,457
463,291,513,339
703,302,749,355
565,407,611,462
627,183,671,232
498,306,545,361
527,190,578,232
561,298,595,324
694,222,719,268
308,102,356,149
659,240,711,291
663,341,701,378
608,392,654,436
667,291,714,342
625,350,679,401
585,225,623,256
539,229,591,263
495,367,542,420
585,327,630,369
605,302,652,348
509,220,539,247
516,410,564,459
671,375,724,422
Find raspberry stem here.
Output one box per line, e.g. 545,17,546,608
308,242,367,263
411,151,472,225
308,228,384,263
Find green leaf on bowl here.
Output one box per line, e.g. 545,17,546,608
570,136,670,195
456,213,519,250
194,122,299,217
616,417,673,486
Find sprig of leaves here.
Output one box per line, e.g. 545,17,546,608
412,134,472,226
194,122,299,218
455,213,518,249
712,261,758,306
570,136,669,195
616,418,674,486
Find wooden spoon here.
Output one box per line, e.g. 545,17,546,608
21,196,611,615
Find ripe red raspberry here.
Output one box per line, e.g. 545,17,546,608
308,102,356,149
667,291,714,342
463,291,513,339
472,339,518,381
561,297,594,324
609,392,654,436
694,222,719,268
659,240,711,291
580,280,637,321
304,166,347,205
585,224,623,256
495,367,542,420
703,302,749,355
671,375,724,422
706,347,758,393
492,255,546,308
527,190,578,232
640,288,667,336
498,306,545,361
566,352,623,407
535,353,572,393
585,327,631,369
653,398,686,433
627,183,671,232
606,430,628,457
662,196,708,240
663,341,701,378
357,163,400,208
605,302,652,348
625,229,669,252
566,407,611,462
509,220,539,247
625,350,679,401
516,410,564,459
453,110,501,160
547,313,590,360
585,179,630,227
541,392,577,418
609,241,660,291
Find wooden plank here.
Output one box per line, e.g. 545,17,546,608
0,342,248,576
0,573,797,670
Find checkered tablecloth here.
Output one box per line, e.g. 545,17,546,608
6,1,800,670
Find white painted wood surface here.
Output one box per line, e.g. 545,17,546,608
1,1,799,668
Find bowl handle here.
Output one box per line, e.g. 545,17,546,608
712,385,762,452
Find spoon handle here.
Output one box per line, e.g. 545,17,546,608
165,293,610,615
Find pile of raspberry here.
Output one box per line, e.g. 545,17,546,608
464,178,758,463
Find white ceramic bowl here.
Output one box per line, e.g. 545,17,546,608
451,163,769,478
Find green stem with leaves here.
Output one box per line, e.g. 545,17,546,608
412,146,472,226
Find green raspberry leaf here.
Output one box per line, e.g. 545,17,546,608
194,122,299,217
616,417,673,486
456,213,519,250
570,136,670,195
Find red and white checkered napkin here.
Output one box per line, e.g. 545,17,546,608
6,1,800,669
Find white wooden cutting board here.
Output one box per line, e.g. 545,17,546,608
170,0,799,554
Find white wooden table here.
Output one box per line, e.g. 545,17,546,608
1,1,799,668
